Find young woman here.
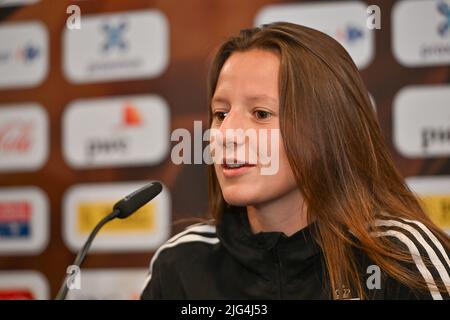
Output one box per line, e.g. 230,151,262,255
141,22,450,300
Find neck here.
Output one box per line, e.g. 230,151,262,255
246,188,308,237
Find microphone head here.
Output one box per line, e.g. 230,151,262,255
113,182,163,219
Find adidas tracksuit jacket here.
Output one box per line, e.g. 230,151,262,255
141,205,450,300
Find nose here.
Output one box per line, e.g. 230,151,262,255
218,109,247,148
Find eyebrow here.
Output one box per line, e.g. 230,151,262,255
211,97,229,105
211,94,277,105
245,94,277,104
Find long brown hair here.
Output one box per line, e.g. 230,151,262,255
206,22,450,299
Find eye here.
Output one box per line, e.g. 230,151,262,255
254,110,272,120
213,111,228,122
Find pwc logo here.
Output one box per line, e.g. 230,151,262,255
393,0,450,66
85,104,142,162
62,181,171,252
254,1,374,69
63,9,168,83
63,95,169,169
0,103,49,173
0,271,49,300
394,85,450,158
407,176,450,234
0,21,48,89
0,187,49,255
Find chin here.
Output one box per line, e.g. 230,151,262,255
221,185,260,207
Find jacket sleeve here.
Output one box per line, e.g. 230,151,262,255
381,234,450,300
140,253,164,300
383,275,434,300
140,250,187,300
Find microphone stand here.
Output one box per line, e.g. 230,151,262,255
55,209,120,300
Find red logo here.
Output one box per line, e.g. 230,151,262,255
0,201,32,238
123,103,142,126
0,122,33,153
0,201,31,222
0,290,35,300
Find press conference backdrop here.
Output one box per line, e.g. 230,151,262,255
0,0,449,300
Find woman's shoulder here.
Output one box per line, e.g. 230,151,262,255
149,221,220,268
141,221,219,299
372,215,449,260
371,215,450,299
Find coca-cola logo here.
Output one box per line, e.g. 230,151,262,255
0,122,33,153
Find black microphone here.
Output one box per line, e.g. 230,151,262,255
55,181,163,300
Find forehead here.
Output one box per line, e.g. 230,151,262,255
213,49,280,100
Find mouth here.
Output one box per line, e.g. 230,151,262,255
221,160,256,177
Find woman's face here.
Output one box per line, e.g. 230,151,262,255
211,49,298,207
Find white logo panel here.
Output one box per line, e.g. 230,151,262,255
0,21,48,89
0,187,49,255
62,181,171,253
255,1,374,69
393,0,450,66
0,271,49,300
63,9,169,83
394,85,450,157
0,103,49,172
0,0,40,7
66,268,148,300
63,95,169,169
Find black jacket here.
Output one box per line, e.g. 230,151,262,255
141,206,450,300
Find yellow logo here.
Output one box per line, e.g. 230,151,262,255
76,201,156,235
419,195,450,231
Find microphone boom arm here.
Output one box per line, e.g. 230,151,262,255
55,209,120,300
54,181,162,300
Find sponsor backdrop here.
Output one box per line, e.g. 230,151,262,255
0,0,449,299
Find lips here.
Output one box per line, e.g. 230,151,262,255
221,159,256,177
222,163,251,169
222,158,256,166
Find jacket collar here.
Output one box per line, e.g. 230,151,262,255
216,205,322,280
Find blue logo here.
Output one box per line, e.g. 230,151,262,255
336,25,364,44
438,2,450,37
22,44,40,62
0,217,31,238
101,21,128,52
0,221,30,237
346,26,363,42
12,44,40,63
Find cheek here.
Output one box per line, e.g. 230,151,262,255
269,141,297,191
214,144,297,207
211,123,298,206
280,154,297,189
